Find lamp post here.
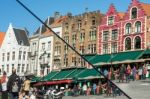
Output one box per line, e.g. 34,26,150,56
39,51,50,89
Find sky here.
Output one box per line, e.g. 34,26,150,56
0,0,150,35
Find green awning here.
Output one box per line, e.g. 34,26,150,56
84,54,111,65
65,68,85,79
43,71,59,81
84,50,144,66
31,76,41,82
111,50,143,62
142,50,150,55
76,69,101,80
51,69,76,80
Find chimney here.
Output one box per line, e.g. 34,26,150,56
54,12,60,19
67,12,72,18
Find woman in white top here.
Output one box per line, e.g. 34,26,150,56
1,71,8,99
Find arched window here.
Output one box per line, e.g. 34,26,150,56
125,23,132,34
134,36,141,49
135,21,141,33
131,7,137,19
125,37,131,50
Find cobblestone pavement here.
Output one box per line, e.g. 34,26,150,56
63,79,150,99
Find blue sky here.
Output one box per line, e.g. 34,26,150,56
0,0,150,35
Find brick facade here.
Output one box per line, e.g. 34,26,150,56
98,0,150,55
61,11,103,68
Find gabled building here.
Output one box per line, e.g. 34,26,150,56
98,0,150,55
61,11,104,68
29,16,54,76
50,15,68,70
121,0,150,51
0,24,30,76
98,4,124,54
29,12,67,76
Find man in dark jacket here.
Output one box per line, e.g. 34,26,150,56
7,68,21,99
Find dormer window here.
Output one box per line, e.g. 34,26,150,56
92,17,96,25
131,7,137,19
19,40,23,45
42,43,45,51
108,16,114,25
78,20,82,30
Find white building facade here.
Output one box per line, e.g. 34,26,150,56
0,24,30,76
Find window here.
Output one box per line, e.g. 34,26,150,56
48,41,51,50
125,23,132,34
19,40,23,45
7,52,10,61
134,36,141,49
64,36,69,43
12,64,14,69
79,46,85,54
108,16,114,25
54,60,61,68
112,30,118,40
103,31,109,41
103,43,108,54
42,43,45,51
135,21,141,33
72,34,76,43
64,58,68,67
72,57,76,66
55,45,61,55
23,51,26,60
2,53,5,62
125,37,131,50
65,23,69,32
72,43,76,49
111,43,117,53
2,65,4,72
80,33,85,42
17,64,21,73
89,30,96,40
32,42,36,52
92,17,96,25
64,45,68,54
78,20,82,30
88,44,96,54
22,64,25,72
131,7,137,19
19,51,22,60
12,52,15,60
7,64,9,73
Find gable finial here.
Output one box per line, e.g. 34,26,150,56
132,0,139,4
9,23,13,28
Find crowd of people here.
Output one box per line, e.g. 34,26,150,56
0,64,148,99
105,64,148,82
0,68,36,99
64,64,148,97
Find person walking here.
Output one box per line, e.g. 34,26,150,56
132,66,136,81
22,76,31,96
82,83,87,96
126,65,131,83
1,71,8,99
138,67,142,80
92,83,97,95
7,68,21,99
119,64,126,83
142,65,147,79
